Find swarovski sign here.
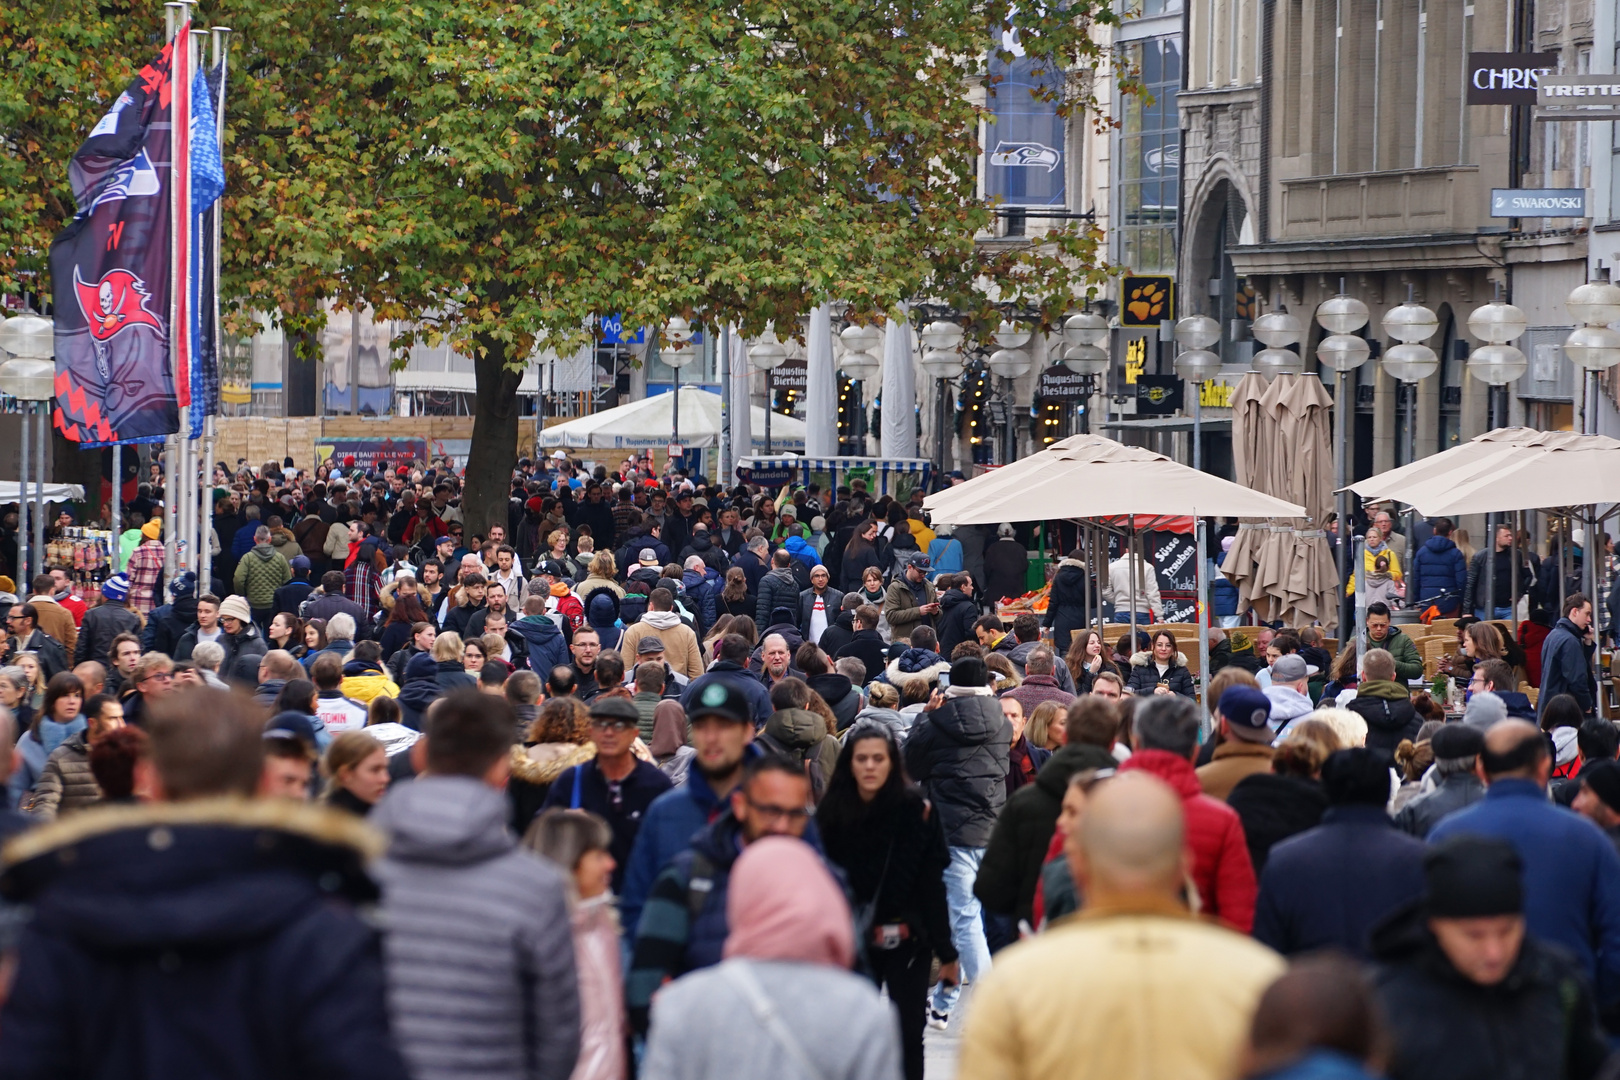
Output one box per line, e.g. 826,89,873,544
1467,52,1557,105
1537,74,1620,120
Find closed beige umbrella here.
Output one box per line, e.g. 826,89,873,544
1220,372,1274,618
1272,375,1339,628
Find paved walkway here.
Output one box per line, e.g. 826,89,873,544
921,984,973,1080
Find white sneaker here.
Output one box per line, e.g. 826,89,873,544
927,1008,950,1030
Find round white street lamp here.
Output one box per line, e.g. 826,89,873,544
986,348,1031,379
1172,314,1220,350
1251,311,1304,349
919,320,965,353
1315,294,1371,336
0,313,56,589
919,347,965,380
1062,344,1108,376
992,320,1032,350
1061,311,1108,349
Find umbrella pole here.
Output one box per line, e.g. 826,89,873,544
1336,369,1350,637
1511,510,1521,622
1355,534,1368,680
1129,520,1139,655
1197,516,1210,719
1485,511,1495,622
1081,521,1090,643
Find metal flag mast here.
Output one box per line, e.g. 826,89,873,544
201,22,231,592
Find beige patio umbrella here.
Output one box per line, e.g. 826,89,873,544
1220,372,1276,619
922,434,1306,525
1271,375,1340,628
1346,427,1620,516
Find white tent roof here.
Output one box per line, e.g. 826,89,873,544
923,434,1306,525
1345,426,1620,516
537,387,805,451
0,483,84,504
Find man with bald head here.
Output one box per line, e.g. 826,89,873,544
1431,718,1620,1014
958,773,1284,1080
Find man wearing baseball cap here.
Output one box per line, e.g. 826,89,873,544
883,550,939,644
1196,685,1276,801
621,681,761,937
74,573,141,669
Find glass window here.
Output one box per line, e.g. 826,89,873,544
1116,37,1181,274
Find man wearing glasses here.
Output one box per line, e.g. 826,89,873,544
6,604,69,678
120,653,174,727
539,697,670,894
625,728,815,1035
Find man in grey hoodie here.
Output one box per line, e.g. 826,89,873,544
371,690,580,1080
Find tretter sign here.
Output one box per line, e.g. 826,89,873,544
1466,53,1557,105
1537,74,1620,120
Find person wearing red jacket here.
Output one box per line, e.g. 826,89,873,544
1116,695,1258,933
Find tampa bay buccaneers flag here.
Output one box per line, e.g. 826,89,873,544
49,30,191,445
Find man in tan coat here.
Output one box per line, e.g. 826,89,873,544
25,573,77,658
618,587,704,681
958,771,1284,1080
1196,685,1278,801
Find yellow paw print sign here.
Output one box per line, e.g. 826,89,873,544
1121,275,1174,328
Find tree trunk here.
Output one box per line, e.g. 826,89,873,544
462,333,523,542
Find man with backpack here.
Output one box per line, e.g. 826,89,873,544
538,697,670,891
757,676,841,803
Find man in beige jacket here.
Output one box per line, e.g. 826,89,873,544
959,771,1284,1080
618,587,704,681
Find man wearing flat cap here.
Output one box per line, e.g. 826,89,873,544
1373,835,1610,1080
537,696,670,894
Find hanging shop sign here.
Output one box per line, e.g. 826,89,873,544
1537,74,1620,120
1467,53,1557,105
1490,188,1587,217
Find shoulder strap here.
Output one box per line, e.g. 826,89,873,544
685,850,717,922
722,961,832,1080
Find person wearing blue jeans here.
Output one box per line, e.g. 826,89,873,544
1474,607,1513,622
932,845,993,1022
899,655,1012,1030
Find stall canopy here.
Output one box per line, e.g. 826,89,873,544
735,456,933,499
537,387,805,451
1345,427,1620,516
0,483,85,504
922,434,1305,525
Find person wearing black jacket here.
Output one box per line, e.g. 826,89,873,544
839,520,884,594
934,575,980,659
819,722,957,1080
835,605,888,684
574,481,616,553
1372,836,1610,1080
1464,523,1535,621
1124,630,1198,699
1042,553,1091,654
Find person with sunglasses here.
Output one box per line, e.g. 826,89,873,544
540,697,671,896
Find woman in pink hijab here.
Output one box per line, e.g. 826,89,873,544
641,836,902,1080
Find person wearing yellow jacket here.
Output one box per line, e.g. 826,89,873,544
1345,524,1405,603
958,768,1284,1080
340,640,402,704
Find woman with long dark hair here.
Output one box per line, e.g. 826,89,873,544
1063,628,1119,695
267,612,307,660
379,588,431,662
817,721,956,1080
716,566,755,620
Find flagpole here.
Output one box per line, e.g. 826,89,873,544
202,24,230,593
163,3,178,581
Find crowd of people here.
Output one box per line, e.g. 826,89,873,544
0,449,1616,1080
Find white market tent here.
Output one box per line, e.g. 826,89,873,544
1345,427,1620,516
923,434,1306,525
536,387,805,452
0,483,85,504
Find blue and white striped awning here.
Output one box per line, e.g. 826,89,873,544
735,456,933,495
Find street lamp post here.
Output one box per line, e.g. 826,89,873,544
1564,282,1620,639
663,318,696,466
988,320,1033,465
919,320,966,472
1252,308,1305,377
1172,314,1221,472
0,314,57,585
1316,290,1372,636
746,326,788,457
1381,290,1440,564
837,325,883,455
1061,311,1109,435
1466,294,1529,620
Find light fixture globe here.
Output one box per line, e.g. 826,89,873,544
1563,324,1620,371
986,348,1032,378
1315,295,1370,335
1173,315,1221,350
0,358,57,400
1381,302,1439,344
664,316,694,344
747,330,787,371
919,320,965,352
1252,311,1304,348
1062,344,1109,376
662,343,698,369
1253,348,1305,377
839,324,881,355
1467,301,1528,345
1466,344,1528,386
1566,282,1620,327
1316,334,1371,372
1062,311,1108,348
0,315,55,360
992,321,1032,350
1174,348,1221,382
919,347,965,380
1382,342,1439,383
838,350,882,381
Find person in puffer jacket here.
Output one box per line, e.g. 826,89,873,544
24,692,125,820
340,640,401,704
901,656,1011,1024
1118,695,1257,933
754,550,801,628
1407,518,1469,617
1346,648,1420,755
513,594,570,673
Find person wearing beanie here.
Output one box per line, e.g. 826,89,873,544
1463,688,1509,730
1197,685,1277,801
125,518,167,615
1573,760,1620,851
1394,722,1486,838
1253,748,1427,959
1372,836,1610,1080
1431,720,1620,1008
74,573,142,669
275,553,316,617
